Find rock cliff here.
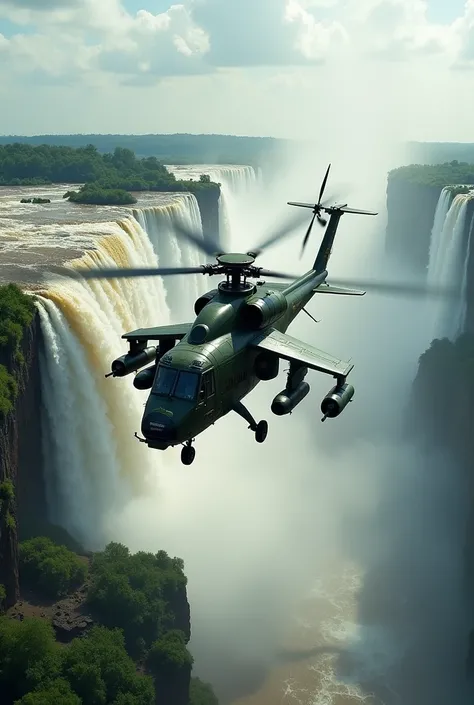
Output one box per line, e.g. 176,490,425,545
0,310,44,609
194,188,220,245
385,174,442,271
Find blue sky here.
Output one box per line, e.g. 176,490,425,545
0,0,469,38
426,0,466,22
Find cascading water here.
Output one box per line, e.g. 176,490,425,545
133,193,207,320
35,216,173,549
25,177,243,549
427,188,474,340
167,164,259,248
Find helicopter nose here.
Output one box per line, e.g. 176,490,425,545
141,412,176,442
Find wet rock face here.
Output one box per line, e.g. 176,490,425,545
0,315,43,610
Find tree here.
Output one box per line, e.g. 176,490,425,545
189,677,219,705
14,679,81,705
62,626,154,705
20,536,88,599
0,617,60,700
147,630,193,676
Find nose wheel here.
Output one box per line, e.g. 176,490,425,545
181,441,196,465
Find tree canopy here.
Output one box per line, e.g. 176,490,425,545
388,160,474,188
19,536,88,599
0,617,154,705
1,538,219,705
0,143,219,192
86,542,187,657
0,133,280,168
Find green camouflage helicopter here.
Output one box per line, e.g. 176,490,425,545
59,165,456,465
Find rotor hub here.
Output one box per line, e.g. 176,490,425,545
216,253,256,268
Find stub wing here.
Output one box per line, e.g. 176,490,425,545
250,329,353,377
122,323,193,342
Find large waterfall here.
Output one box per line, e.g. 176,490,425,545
4,161,472,705
34,194,206,549
167,164,258,247
427,187,474,340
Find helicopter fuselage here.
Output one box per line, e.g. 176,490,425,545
139,268,323,449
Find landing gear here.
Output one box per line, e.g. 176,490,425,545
181,440,196,465
232,401,269,444
255,420,268,443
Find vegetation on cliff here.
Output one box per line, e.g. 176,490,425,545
64,185,137,206
20,537,88,599
0,143,220,204
0,285,35,414
388,160,474,188
0,537,218,705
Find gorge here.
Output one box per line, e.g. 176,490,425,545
1,151,474,705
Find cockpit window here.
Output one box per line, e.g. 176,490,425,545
153,367,178,396
152,366,199,401
174,371,200,401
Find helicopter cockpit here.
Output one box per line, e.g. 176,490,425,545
152,366,200,402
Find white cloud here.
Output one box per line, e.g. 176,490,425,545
0,0,473,140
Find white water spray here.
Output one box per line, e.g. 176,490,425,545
167,164,258,248
427,189,474,340
133,193,207,319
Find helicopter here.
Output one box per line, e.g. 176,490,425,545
54,164,459,465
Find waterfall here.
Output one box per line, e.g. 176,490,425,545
426,189,474,341
34,196,207,548
133,193,207,320
166,164,259,248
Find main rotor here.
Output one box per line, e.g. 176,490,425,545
42,163,461,302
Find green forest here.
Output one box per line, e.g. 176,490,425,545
0,538,218,705
0,133,281,168
0,143,219,205
388,160,474,188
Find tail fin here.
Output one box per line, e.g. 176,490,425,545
287,201,378,274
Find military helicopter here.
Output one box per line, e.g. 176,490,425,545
56,165,458,465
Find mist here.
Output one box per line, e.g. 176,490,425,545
105,127,472,704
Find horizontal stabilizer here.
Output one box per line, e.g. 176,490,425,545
287,201,377,217
314,284,366,296
122,323,193,342
339,206,377,216
250,329,353,378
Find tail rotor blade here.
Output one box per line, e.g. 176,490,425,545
300,212,317,258
318,163,331,204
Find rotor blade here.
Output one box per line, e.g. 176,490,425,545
172,221,224,258
287,201,316,210
248,209,310,257
46,265,208,281
300,212,317,258
318,163,331,204
258,268,298,280
327,277,461,300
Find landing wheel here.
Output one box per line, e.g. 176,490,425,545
255,420,268,443
181,444,196,465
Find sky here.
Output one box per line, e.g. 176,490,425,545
0,0,473,141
